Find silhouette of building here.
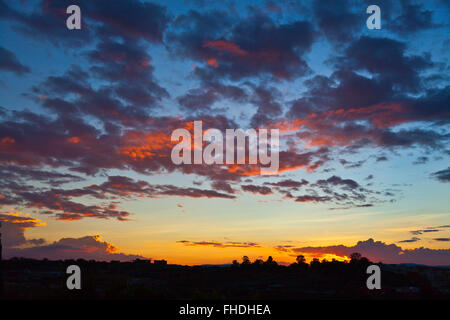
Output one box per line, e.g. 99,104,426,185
153,259,167,266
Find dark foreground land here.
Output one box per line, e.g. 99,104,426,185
1,256,449,299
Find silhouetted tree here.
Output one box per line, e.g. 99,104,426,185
264,256,277,268
350,252,362,261
296,255,306,264
252,259,264,267
293,255,308,271
242,256,250,265
310,258,320,269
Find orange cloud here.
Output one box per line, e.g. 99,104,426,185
0,211,46,227
118,130,175,160
67,136,81,144
207,58,219,68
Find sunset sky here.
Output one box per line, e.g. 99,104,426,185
0,0,449,266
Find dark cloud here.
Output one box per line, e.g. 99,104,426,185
294,195,332,203
241,184,273,195
19,190,132,221
0,0,92,47
248,85,283,127
266,179,309,189
157,184,236,199
312,0,361,43
291,238,450,266
0,173,236,221
337,36,433,92
398,237,421,243
168,10,314,80
410,227,444,235
433,238,450,242
1,211,143,261
177,240,260,248
33,41,169,120
5,235,145,261
339,159,365,169
284,33,448,157
413,156,428,165
285,174,387,208
0,164,84,187
315,175,360,191
388,2,437,35
273,245,294,252
0,46,30,74
0,212,45,247
177,83,247,112
86,39,169,105
431,167,450,183
211,181,236,194
0,0,169,46
82,0,169,43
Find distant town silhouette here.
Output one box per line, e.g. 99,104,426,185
1,253,449,299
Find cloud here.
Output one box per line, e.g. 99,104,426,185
5,235,145,261
0,0,168,46
241,184,273,195
291,238,450,266
0,164,84,187
176,203,186,214
398,237,421,243
286,175,381,208
1,211,144,261
312,0,361,43
413,156,429,165
388,2,437,35
0,46,30,74
81,0,169,43
177,83,247,112
337,36,433,92
410,228,440,235
0,211,46,247
266,179,309,189
315,175,360,190
168,10,314,80
4,174,238,221
177,240,260,248
294,194,331,203
211,181,236,194
431,167,450,183
273,245,294,252
157,184,236,199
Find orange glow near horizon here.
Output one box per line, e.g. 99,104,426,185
134,242,353,266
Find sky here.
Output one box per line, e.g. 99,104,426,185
0,0,449,266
